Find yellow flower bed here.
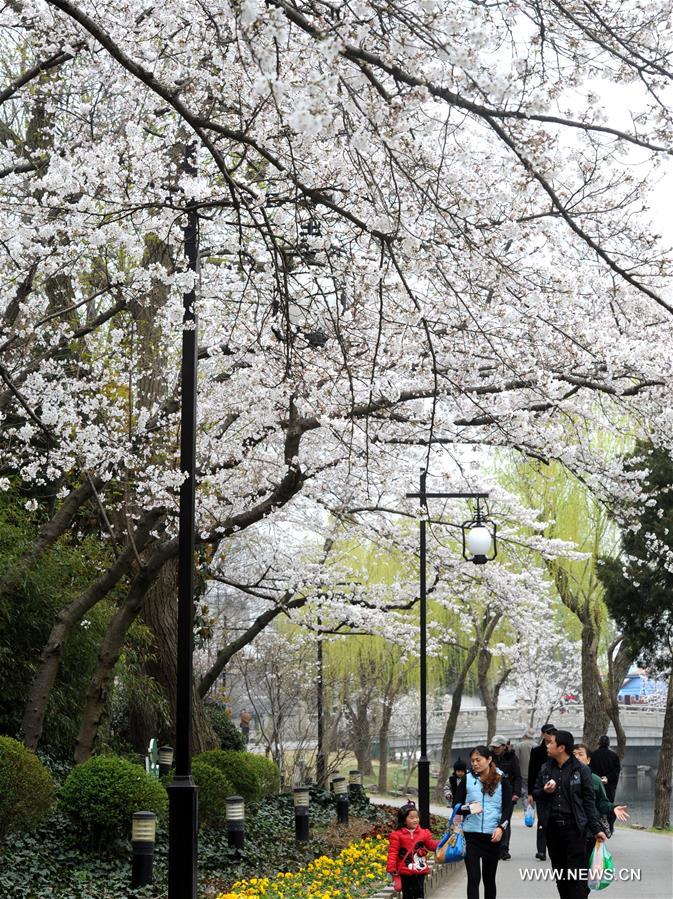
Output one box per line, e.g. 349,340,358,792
216,834,388,899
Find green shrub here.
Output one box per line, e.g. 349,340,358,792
204,702,245,750
191,758,234,828
245,754,280,797
0,736,54,843
59,754,167,842
195,750,260,803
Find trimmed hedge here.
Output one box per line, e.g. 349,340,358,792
244,754,280,797
59,755,167,842
0,736,54,843
195,750,260,803
188,758,234,829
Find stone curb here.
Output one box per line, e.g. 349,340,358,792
369,860,460,898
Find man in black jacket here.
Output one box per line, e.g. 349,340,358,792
589,735,621,830
527,723,556,860
534,729,607,899
490,734,521,860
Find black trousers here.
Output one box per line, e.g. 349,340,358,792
464,832,501,899
537,822,547,855
400,873,425,898
545,818,588,899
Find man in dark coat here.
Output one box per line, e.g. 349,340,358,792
527,723,557,860
534,729,607,899
589,735,621,829
490,734,522,860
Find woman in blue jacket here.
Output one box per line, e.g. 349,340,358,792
453,745,513,899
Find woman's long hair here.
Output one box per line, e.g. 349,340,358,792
471,745,502,796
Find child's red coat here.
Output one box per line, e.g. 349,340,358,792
386,825,439,876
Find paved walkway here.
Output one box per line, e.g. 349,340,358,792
431,814,673,899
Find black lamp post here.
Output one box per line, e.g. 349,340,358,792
406,469,497,827
167,149,200,899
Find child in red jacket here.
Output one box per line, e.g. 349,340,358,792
386,802,439,898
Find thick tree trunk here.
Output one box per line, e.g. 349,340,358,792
73,541,177,763
435,642,479,800
141,559,218,756
74,576,153,762
653,673,673,829
21,509,164,750
581,623,610,748
347,689,374,776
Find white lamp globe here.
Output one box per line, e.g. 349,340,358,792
465,525,492,557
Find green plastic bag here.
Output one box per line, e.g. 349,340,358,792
588,840,615,891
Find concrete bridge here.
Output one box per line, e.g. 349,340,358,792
387,704,666,772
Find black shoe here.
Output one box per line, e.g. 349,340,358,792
500,851,511,860
535,853,546,861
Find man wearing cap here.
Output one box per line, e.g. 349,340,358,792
533,729,607,899
490,734,521,860
527,723,557,860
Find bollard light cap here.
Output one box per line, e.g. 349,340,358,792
293,785,310,807
226,795,245,821
132,811,157,842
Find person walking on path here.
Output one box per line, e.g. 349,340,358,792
533,729,607,899
453,745,513,899
386,801,439,899
574,744,629,829
589,735,621,830
527,723,557,861
443,758,468,808
517,728,537,798
489,735,521,860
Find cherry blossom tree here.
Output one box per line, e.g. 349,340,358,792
0,0,672,759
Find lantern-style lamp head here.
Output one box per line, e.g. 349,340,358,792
461,499,497,564
132,811,157,843
332,776,347,796
293,785,310,808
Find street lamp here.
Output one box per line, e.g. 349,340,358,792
406,469,497,827
167,147,199,899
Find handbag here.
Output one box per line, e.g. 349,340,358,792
436,805,466,863
392,873,402,892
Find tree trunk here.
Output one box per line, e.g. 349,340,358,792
478,647,498,743
141,559,218,756
581,622,610,748
377,700,394,794
653,673,673,829
21,509,164,750
602,638,632,760
435,642,479,800
74,576,152,763
73,541,177,763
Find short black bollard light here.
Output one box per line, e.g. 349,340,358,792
131,811,156,889
293,785,310,842
226,795,245,852
333,776,349,826
348,770,363,798
158,745,174,777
